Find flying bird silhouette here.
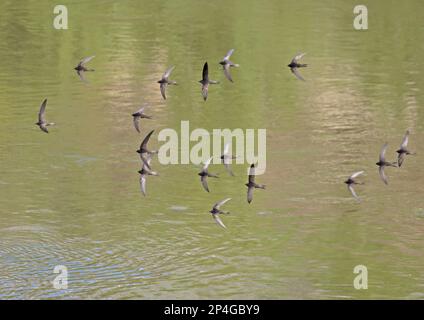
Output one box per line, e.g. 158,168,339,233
136,130,157,171
219,49,239,82
198,157,219,192
132,107,152,133
209,198,231,229
199,62,219,101
288,53,307,81
74,56,95,82
35,98,55,133
396,130,415,167
157,66,177,100
138,155,159,196
345,171,364,202
245,164,265,203
220,142,236,176
376,143,397,185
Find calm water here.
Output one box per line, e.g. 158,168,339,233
0,0,423,299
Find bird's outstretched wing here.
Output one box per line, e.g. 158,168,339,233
247,186,254,203
213,198,231,210
379,166,388,185
78,55,95,67
201,175,209,192
140,174,147,196
201,83,208,100
379,143,388,162
133,107,145,116
77,70,87,82
223,143,230,156
140,130,155,150
223,162,234,176
202,157,213,171
160,83,167,100
291,68,305,81
349,171,364,180
213,214,227,229
398,152,405,168
38,99,47,123
133,117,140,133
400,130,410,149
223,64,233,82
162,66,175,79
223,49,234,61
202,62,209,82
348,184,360,202
291,53,305,64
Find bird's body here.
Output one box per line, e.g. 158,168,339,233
288,53,307,81
199,62,219,101
344,171,364,202
132,107,152,133
219,49,239,82
209,198,231,229
158,66,177,99
376,143,397,185
220,142,236,176
245,164,265,203
138,156,158,196
74,56,95,82
198,157,219,192
396,130,415,167
35,99,55,133
136,130,158,170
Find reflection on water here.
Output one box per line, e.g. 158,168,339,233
0,0,423,299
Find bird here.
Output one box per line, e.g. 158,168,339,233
345,171,364,202
396,130,415,167
35,98,55,133
74,56,95,82
138,155,158,196
199,62,219,101
220,142,236,176
157,66,177,100
136,130,157,171
132,107,152,133
288,53,307,81
198,157,219,192
376,143,397,185
219,49,239,82
209,198,231,229
245,163,265,203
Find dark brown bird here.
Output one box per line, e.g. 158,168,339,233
132,107,152,133
198,157,219,192
74,56,95,82
209,198,231,229
219,49,239,82
396,130,415,167
245,164,265,203
220,142,236,176
136,130,157,171
288,53,307,81
199,62,219,101
138,155,158,196
157,66,177,100
344,171,364,202
35,99,55,133
376,143,397,185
